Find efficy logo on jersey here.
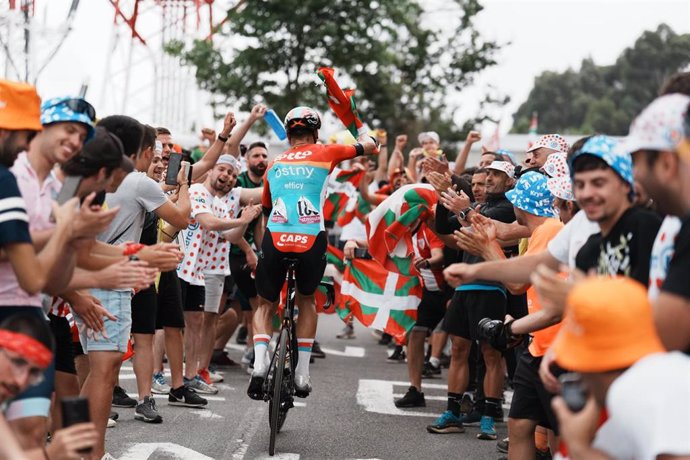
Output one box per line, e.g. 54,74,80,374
271,198,288,224
275,151,312,161
276,233,309,247
274,165,314,179
297,196,320,224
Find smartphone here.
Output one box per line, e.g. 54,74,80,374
165,153,183,186
91,190,107,207
354,247,370,259
559,373,588,412
61,396,92,454
56,176,82,205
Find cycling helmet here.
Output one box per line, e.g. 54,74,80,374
284,106,321,135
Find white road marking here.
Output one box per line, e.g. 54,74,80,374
119,442,213,459
319,345,366,358
189,409,224,420
357,379,439,417
254,454,300,460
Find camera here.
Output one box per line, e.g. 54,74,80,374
477,317,524,351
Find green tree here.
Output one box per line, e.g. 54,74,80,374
167,0,500,148
512,24,690,135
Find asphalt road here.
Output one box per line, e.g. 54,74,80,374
105,314,508,459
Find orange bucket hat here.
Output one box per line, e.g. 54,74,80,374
553,277,665,373
0,80,42,131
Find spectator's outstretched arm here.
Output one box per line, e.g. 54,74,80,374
191,112,237,180
388,135,406,177
453,131,480,176
6,198,77,295
373,131,389,184
227,104,267,157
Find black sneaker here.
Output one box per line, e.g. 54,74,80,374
236,325,248,345
387,346,405,363
134,396,163,423
247,373,265,400
422,361,442,378
311,341,326,359
460,393,474,415
112,385,137,408
460,407,482,426
496,437,509,453
394,386,426,408
210,350,238,366
168,385,208,408
378,333,392,346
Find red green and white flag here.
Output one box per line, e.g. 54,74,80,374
340,258,422,342
335,168,365,187
527,111,538,149
317,67,368,138
337,194,372,226
366,184,437,276
324,191,349,222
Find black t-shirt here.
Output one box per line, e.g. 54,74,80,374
661,214,690,299
575,206,662,286
230,171,263,256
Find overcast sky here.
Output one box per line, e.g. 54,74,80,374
2,0,689,139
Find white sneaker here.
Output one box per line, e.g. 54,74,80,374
185,376,218,395
208,370,224,383
151,372,171,394
107,418,116,428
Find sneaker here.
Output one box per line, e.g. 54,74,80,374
477,415,497,440
426,410,464,434
241,348,254,365
106,418,116,428
496,437,509,453
311,341,326,359
112,385,137,408
236,325,248,344
168,385,208,407
247,372,265,400
109,411,119,421
460,407,482,426
336,324,355,339
422,361,442,378
183,376,218,395
152,372,171,394
198,368,223,385
387,346,406,363
211,350,238,366
394,386,425,408
294,374,312,398
208,369,224,383
134,396,163,423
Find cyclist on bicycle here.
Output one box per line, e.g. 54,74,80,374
247,107,378,399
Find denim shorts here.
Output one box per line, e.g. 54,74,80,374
79,289,132,353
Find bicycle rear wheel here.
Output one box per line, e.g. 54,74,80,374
269,327,288,456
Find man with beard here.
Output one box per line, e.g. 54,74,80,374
177,155,260,394
430,160,516,440
623,93,690,353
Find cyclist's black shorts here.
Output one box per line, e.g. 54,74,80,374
255,229,327,303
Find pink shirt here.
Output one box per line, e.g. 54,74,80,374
0,152,61,307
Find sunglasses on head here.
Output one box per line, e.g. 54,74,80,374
47,98,96,122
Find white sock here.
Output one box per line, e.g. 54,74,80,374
252,334,271,373
295,338,314,378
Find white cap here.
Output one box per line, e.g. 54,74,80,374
487,160,515,179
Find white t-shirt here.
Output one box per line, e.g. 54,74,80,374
177,184,231,284
547,210,600,268
593,352,690,460
648,215,682,301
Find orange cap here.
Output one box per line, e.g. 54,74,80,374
0,80,42,131
553,277,665,373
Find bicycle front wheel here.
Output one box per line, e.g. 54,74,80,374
269,327,288,456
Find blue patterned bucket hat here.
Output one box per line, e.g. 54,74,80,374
40,96,95,140
505,171,556,217
569,135,634,193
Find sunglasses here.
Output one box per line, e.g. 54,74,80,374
46,98,96,122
